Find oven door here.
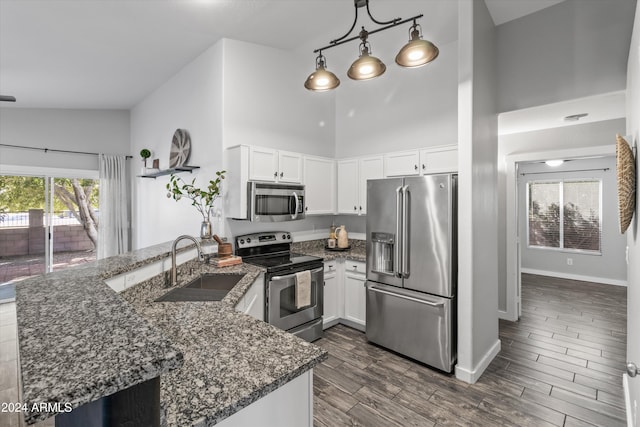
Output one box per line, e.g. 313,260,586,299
267,266,323,331
249,182,306,222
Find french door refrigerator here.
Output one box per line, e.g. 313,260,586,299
365,173,457,372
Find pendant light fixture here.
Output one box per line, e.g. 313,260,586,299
347,28,386,80
304,52,340,91
395,21,439,68
305,0,438,92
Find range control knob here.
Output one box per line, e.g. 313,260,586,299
246,238,251,243
287,234,291,239
240,239,245,244
282,234,286,239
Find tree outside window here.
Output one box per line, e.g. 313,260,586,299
527,180,601,253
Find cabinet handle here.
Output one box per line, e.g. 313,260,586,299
280,172,284,178
274,171,278,178
414,164,418,171
354,206,357,211
422,164,426,170
305,206,308,211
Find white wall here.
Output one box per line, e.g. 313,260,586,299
518,157,627,285
222,39,335,158
456,0,500,384
333,37,458,158
496,0,636,113
130,40,224,249
624,3,640,422
0,108,130,171
131,38,339,248
497,118,626,311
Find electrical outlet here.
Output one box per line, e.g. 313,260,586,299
567,258,573,266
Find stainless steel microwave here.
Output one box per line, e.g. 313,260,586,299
248,182,305,222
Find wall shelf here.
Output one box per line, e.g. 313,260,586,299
138,165,200,179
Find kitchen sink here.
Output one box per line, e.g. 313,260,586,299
155,273,245,302
184,273,245,291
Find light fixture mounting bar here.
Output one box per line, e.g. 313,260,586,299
313,14,423,54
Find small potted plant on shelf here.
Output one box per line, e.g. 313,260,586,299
140,148,151,174
166,170,226,239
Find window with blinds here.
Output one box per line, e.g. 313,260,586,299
527,180,601,253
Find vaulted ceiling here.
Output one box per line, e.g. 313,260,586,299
0,0,567,110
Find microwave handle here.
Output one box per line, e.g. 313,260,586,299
291,191,300,220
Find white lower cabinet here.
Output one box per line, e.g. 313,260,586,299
322,260,366,331
343,261,366,331
235,274,264,321
217,370,313,427
322,261,340,328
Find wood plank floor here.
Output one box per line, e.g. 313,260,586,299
313,273,627,427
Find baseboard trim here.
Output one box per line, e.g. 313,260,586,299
498,310,517,321
521,268,627,287
455,339,501,384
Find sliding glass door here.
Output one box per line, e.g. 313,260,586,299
0,174,99,285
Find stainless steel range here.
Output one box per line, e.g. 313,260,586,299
235,232,324,342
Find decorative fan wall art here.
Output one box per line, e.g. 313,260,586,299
169,128,191,168
616,134,636,234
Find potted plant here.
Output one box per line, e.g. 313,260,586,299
166,170,226,239
140,148,152,174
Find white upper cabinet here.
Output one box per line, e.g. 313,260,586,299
249,146,279,182
384,150,420,177
420,145,458,174
358,156,383,215
337,159,359,214
248,146,302,183
337,156,383,215
303,156,336,215
278,151,303,183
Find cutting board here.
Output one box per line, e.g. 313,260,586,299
211,255,242,267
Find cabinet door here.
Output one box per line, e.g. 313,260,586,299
278,151,303,183
303,156,336,214
384,151,420,177
243,275,264,321
323,272,339,327
358,156,383,215
344,273,366,329
249,146,278,182
337,159,359,214
420,146,458,174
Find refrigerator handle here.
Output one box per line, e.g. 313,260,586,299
367,285,444,307
395,186,403,278
402,185,410,278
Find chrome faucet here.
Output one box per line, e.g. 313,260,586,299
171,235,204,287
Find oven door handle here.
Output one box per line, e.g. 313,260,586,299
291,191,300,220
270,266,323,282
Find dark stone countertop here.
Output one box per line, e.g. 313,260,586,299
292,238,366,262
15,239,327,426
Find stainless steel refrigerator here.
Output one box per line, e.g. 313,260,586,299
365,173,457,372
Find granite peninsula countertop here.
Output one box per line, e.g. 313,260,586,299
121,259,326,426
292,238,366,262
15,239,327,426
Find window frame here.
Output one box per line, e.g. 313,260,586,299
526,178,603,256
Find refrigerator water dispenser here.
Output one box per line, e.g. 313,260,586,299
371,232,395,275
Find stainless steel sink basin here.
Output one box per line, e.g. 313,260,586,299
155,273,245,302
184,273,244,291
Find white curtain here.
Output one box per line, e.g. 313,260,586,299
98,154,129,259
